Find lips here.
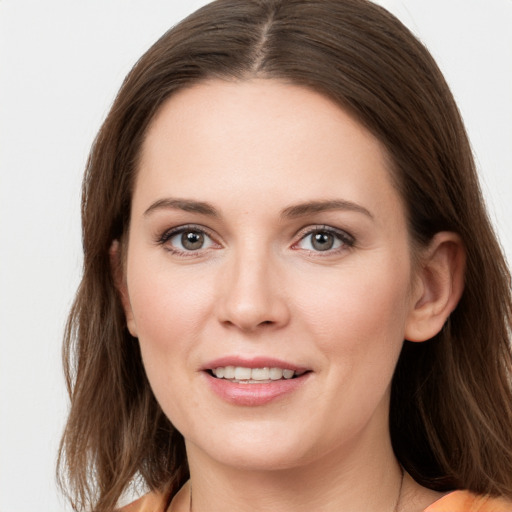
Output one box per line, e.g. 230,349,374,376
202,357,311,405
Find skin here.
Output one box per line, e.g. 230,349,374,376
115,79,464,512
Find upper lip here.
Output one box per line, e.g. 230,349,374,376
202,356,309,373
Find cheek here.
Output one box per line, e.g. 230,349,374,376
290,259,411,440
125,253,218,389
295,256,412,368
125,258,217,431
128,258,213,336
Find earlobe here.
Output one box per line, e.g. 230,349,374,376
109,240,138,338
405,232,465,342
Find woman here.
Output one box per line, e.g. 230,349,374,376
58,0,512,511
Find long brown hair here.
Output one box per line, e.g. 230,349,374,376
58,0,512,510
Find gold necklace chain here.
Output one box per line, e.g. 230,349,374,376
393,465,405,512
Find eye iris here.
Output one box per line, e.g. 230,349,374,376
312,232,334,251
181,231,204,250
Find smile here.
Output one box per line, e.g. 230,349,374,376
211,366,303,383
204,359,311,405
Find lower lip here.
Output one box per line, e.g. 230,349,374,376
204,372,310,406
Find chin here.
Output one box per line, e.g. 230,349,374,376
213,446,311,472
186,422,329,473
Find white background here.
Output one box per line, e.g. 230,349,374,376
1,1,511,510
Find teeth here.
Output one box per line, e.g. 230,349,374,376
212,366,298,381
234,367,251,380
283,369,295,379
269,367,283,380
224,366,235,379
251,367,270,380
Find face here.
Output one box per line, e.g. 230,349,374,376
121,79,420,472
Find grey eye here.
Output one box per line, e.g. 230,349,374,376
310,232,335,251
296,229,350,252
181,231,205,250
168,229,214,251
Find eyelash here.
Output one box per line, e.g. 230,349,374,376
157,224,355,257
157,224,219,257
292,225,355,255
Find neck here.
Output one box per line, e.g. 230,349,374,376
184,420,403,512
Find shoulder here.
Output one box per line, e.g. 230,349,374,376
117,491,169,512
425,490,512,512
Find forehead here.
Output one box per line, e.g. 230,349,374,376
135,79,403,222
142,78,384,168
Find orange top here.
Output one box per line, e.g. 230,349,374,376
119,489,512,512
424,490,512,511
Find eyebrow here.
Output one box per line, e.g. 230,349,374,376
281,200,373,219
144,198,219,217
143,197,373,220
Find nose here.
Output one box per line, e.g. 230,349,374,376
216,246,291,332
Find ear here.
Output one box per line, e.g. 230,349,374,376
109,240,138,338
405,232,465,342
